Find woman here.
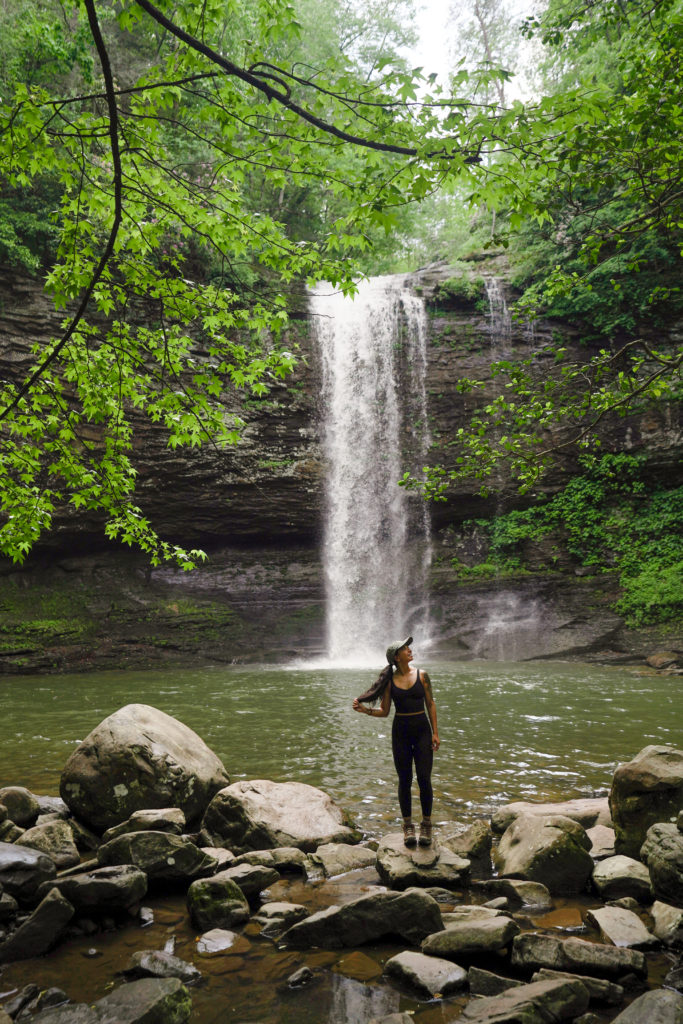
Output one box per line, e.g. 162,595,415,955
352,636,440,848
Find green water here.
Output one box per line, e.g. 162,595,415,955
0,659,677,831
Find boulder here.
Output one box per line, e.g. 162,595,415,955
124,950,202,985
384,950,467,997
511,933,647,981
610,988,683,1023
491,798,611,835
35,795,70,818
609,745,683,857
200,779,359,852
531,968,624,1005
586,906,658,949
230,847,308,873
0,888,74,963
214,863,279,900
421,915,519,959
471,878,553,908
586,824,616,860
60,703,229,831
91,977,192,1024
641,823,683,907
0,841,56,902
186,873,250,930
0,787,39,826
97,831,217,882
592,855,653,902
494,814,594,895
651,900,683,946
308,843,376,877
15,820,80,870
36,865,147,913
440,820,492,876
102,808,186,843
281,888,443,949
459,977,590,1022
468,967,525,996
375,832,469,890
199,847,234,869
252,901,309,937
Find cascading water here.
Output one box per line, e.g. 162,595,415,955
310,276,432,666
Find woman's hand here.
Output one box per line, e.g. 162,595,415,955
432,733,440,751
352,698,364,713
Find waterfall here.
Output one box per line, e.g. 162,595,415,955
310,276,432,666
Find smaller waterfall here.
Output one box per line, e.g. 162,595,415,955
311,277,432,666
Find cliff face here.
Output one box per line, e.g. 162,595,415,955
0,263,680,673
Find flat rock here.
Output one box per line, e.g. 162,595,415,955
468,967,525,996
531,968,624,1006
494,814,594,895
36,865,147,912
230,847,308,873
442,905,507,926
610,987,683,1023
195,928,250,955
124,950,202,985
0,887,74,963
641,822,683,906
651,900,683,945
586,905,659,949
60,703,229,832
309,843,376,877
0,841,56,902
186,873,250,931
586,824,616,860
15,820,80,870
92,976,192,1023
98,831,217,882
421,915,520,958
375,832,469,890
215,863,279,900
102,808,186,843
281,887,443,949
459,976,590,1022
491,798,611,835
609,745,683,858
385,950,467,997
252,901,309,937
471,878,553,908
592,855,653,902
511,932,647,981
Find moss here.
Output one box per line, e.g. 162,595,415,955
431,275,487,311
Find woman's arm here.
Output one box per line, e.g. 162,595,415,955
352,684,391,718
422,671,440,750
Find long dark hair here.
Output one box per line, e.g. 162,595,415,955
356,662,393,706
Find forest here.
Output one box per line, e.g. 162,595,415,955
0,0,681,625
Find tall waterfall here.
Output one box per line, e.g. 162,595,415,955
310,276,432,666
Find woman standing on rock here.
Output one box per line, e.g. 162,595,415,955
352,637,440,848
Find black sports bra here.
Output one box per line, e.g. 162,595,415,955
391,669,426,715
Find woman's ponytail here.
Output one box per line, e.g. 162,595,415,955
355,662,393,706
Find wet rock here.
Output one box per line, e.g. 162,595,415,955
647,651,680,670
0,841,56,902
609,745,683,857
586,824,616,860
230,847,308,873
651,900,683,946
494,814,594,895
90,976,192,1023
333,950,382,982
287,966,314,987
385,950,467,997
592,855,653,902
471,878,553,908
440,820,492,876
511,932,647,981
586,906,658,949
186,873,250,930
459,976,590,1022
16,987,68,1019
252,901,309,937
1,983,40,1018
664,965,683,992
0,787,39,826
216,863,279,900
281,887,443,949
641,822,683,906
200,779,359,853
491,798,611,835
531,968,624,1005
421,914,519,958
442,905,507,926
610,987,683,1022
102,808,186,843
36,865,147,913
0,888,74,963
124,950,202,985
375,832,470,890
195,928,250,955
35,795,70,818
308,842,376,877
98,831,217,882
468,967,524,996
0,821,23,843
60,703,229,832
15,820,80,870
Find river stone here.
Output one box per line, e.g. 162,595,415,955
98,831,217,882
15,820,80,869
641,822,683,906
200,779,359,853
195,928,250,955
586,824,616,860
0,821,23,843
309,842,377,877
440,820,492,876
252,901,309,937
0,841,56,902
281,887,443,949
91,977,192,1024
215,863,279,899
230,847,308,873
468,967,525,996
19,1008,97,1023
531,968,624,1005
375,832,470,890
199,847,234,869
102,808,186,843
471,878,553,908
60,703,229,832
125,950,202,985
35,795,70,818
0,787,39,826
421,914,519,958
442,905,507,926
0,887,74,963
586,905,659,948
0,890,18,921
592,855,653,902
610,988,683,1023
494,813,594,895
459,977,590,1022
651,900,683,945
384,950,467,997
511,932,648,981
186,872,250,930
609,745,683,857
664,966,683,992
491,798,611,835
36,865,147,912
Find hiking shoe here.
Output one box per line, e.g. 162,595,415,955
418,819,432,846
403,822,417,848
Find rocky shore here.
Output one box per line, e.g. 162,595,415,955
0,706,682,1023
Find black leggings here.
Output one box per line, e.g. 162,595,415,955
391,713,433,819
